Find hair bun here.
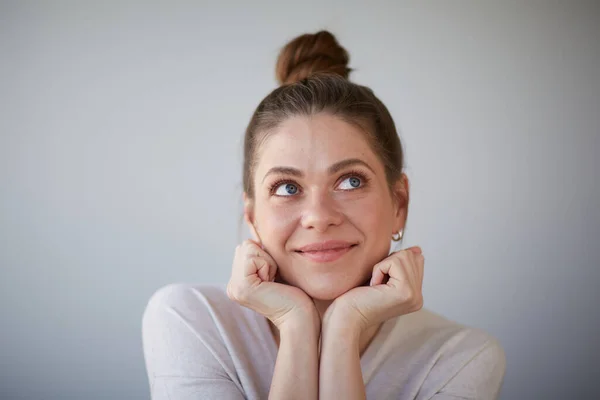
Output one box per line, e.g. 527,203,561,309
275,30,352,85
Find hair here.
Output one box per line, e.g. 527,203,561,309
243,30,406,208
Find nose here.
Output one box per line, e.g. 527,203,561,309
300,190,343,232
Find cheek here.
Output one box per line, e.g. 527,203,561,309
255,203,297,245
343,192,393,235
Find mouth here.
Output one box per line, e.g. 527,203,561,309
294,241,358,263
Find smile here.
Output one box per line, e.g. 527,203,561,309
294,241,358,263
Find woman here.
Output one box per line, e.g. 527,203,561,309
142,30,506,400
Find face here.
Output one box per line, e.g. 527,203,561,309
245,113,408,300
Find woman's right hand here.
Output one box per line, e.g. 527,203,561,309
226,239,318,330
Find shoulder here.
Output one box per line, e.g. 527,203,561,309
400,308,506,399
141,283,272,378
141,283,274,398
144,282,231,310
141,283,267,360
401,307,502,346
142,283,260,334
405,307,506,370
143,283,230,315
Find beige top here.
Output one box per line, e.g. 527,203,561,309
142,283,506,399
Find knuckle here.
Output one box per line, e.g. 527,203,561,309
372,262,382,273
391,257,406,269
244,256,260,269
380,257,398,270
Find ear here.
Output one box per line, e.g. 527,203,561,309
243,192,261,243
391,173,410,234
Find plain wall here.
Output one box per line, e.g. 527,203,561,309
1,1,599,399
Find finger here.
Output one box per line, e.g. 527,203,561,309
231,244,245,275
383,251,417,289
408,246,422,255
256,258,270,282
240,239,277,282
398,250,420,286
268,261,277,281
370,247,422,287
400,248,423,285
417,252,425,284
371,258,398,286
254,247,279,279
370,250,408,286
391,251,425,303
233,244,241,265
246,238,262,248
242,239,262,256
385,262,411,290
242,240,276,265
243,256,268,279
391,249,418,274
370,262,386,286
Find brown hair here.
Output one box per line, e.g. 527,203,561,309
243,30,405,205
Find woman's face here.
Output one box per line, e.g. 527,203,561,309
246,113,408,301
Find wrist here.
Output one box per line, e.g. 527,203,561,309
321,314,361,356
278,306,321,337
322,301,364,339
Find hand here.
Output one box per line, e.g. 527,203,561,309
227,239,318,330
324,246,425,331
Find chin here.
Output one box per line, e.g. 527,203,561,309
298,275,363,301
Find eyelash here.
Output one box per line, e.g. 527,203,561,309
268,169,371,196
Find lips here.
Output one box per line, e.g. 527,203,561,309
295,240,358,263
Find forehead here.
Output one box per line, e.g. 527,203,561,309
255,114,379,174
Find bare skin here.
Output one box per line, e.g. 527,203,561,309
227,113,424,400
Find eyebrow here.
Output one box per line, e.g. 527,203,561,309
261,158,376,183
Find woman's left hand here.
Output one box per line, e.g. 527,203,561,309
323,246,425,331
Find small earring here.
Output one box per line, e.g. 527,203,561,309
392,229,404,242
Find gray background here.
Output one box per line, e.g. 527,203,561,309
1,1,599,399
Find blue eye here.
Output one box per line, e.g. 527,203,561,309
274,183,299,196
339,176,362,190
